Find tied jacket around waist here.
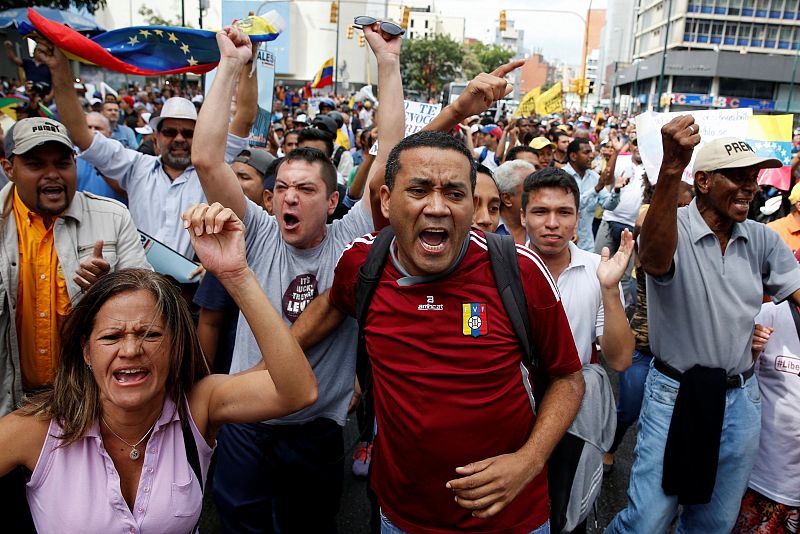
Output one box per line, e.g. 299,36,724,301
0,182,151,416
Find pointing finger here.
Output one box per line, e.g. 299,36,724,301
489,59,525,79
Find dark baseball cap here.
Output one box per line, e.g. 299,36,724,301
311,114,338,136
233,149,275,177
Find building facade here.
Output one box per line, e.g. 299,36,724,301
611,0,800,114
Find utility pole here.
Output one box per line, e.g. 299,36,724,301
334,0,341,96
656,0,673,112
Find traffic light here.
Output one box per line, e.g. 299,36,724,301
570,79,579,94
329,1,338,24
346,24,354,39
499,10,507,32
588,80,595,93
402,6,410,29
359,33,365,47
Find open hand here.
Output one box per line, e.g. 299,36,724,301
660,115,701,177
451,60,525,120
74,240,110,290
182,203,248,281
445,451,538,518
597,229,634,290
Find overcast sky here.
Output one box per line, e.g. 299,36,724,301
433,0,608,67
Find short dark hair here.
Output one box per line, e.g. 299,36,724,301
474,162,494,178
506,145,538,162
385,131,476,191
552,130,569,144
263,157,281,191
274,147,337,195
297,127,334,158
522,167,580,211
566,138,590,159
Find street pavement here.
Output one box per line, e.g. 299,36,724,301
200,367,638,533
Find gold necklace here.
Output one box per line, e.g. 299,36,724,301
101,415,159,461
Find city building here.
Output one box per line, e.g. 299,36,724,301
387,0,465,42
520,53,551,94
610,0,800,114
598,0,638,102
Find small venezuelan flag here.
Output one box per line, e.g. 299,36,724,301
748,114,794,191
311,58,334,89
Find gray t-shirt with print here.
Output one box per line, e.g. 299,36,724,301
231,199,372,425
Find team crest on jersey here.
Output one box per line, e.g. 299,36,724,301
462,303,488,337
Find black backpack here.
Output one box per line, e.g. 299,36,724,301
354,226,548,440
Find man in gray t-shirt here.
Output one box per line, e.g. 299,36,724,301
188,25,402,533
606,120,800,534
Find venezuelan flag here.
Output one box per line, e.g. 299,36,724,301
748,114,794,191
0,95,54,120
311,58,334,89
20,8,283,76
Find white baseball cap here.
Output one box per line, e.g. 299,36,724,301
149,97,197,131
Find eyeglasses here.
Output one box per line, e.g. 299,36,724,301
352,16,405,36
160,127,194,139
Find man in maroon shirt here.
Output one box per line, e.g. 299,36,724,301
294,129,584,533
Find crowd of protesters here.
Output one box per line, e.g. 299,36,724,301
0,14,797,534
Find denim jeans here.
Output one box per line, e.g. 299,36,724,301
609,349,653,454
380,510,550,534
604,361,762,534
212,419,344,534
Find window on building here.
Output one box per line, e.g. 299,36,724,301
685,19,696,42
410,19,414,28
711,22,724,43
719,77,775,99
766,25,779,47
728,0,742,16
688,0,699,12
724,22,737,44
738,23,752,46
672,76,712,93
755,0,769,17
700,0,713,14
751,24,765,46
779,26,792,48
697,21,710,43
424,19,428,29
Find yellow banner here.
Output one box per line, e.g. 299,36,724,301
535,83,563,115
513,87,540,118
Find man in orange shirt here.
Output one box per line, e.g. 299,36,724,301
768,180,800,252
0,117,150,531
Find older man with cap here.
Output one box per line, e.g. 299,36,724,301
606,117,800,534
0,117,149,530
36,38,255,258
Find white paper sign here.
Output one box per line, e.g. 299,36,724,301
634,108,753,184
368,100,443,156
404,100,441,137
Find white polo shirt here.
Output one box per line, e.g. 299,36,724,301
749,301,800,506
527,241,624,366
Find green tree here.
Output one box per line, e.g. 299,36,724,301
0,0,106,14
400,34,463,101
462,42,515,79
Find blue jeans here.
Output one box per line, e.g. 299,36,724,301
604,362,762,534
212,419,344,534
380,510,549,534
609,349,653,454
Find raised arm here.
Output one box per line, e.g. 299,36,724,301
639,115,700,277
423,60,524,134
184,203,318,438
191,27,253,219
347,129,377,200
3,41,22,67
229,46,258,138
291,289,346,350
33,39,93,150
361,22,404,229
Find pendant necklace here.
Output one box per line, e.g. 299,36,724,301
101,415,159,460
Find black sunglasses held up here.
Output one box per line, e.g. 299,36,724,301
352,16,405,37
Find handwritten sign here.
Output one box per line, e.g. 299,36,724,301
369,100,442,156
634,108,753,183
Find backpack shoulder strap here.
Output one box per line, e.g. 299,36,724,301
180,405,203,533
484,232,547,411
354,226,395,440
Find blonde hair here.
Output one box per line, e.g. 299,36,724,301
22,269,210,445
